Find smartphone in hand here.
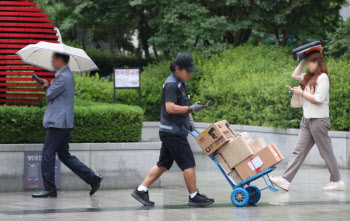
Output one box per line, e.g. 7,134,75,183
32,74,44,85
203,100,211,106
286,85,293,94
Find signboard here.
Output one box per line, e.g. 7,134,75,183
23,151,61,190
113,68,141,106
114,68,140,88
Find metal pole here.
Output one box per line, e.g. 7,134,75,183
138,69,141,107
138,87,141,107
113,71,116,104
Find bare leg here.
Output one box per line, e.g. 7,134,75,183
141,165,167,188
183,167,197,194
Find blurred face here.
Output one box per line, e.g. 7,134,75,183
175,66,192,82
306,60,318,73
51,53,63,71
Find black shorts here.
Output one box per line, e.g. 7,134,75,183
157,131,196,171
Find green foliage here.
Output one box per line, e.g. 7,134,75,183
73,63,169,120
325,19,350,58
186,44,304,129
255,0,346,46
132,0,230,57
74,73,139,105
64,41,154,77
34,0,347,57
72,44,350,131
86,46,153,77
0,100,144,144
190,45,350,131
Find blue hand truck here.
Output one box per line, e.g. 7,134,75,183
190,129,278,207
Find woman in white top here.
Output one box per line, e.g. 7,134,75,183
271,51,344,192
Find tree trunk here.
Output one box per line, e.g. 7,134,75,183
225,32,234,44
233,29,252,46
282,0,293,47
274,26,279,44
153,46,159,62
163,50,170,57
281,21,291,47
281,32,289,47
138,11,150,58
82,29,86,50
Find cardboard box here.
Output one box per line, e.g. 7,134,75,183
215,153,231,174
228,170,243,185
217,135,254,168
234,143,284,180
214,154,243,184
240,132,253,145
195,120,237,155
250,138,267,153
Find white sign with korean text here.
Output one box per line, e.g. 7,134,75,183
114,68,140,88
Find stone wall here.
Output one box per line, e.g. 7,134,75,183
143,122,350,169
0,142,162,192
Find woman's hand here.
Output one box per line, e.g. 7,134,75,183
50,78,55,85
291,87,303,95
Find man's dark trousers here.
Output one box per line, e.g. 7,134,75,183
42,128,95,191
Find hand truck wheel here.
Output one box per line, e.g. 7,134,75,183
231,188,249,207
245,185,261,204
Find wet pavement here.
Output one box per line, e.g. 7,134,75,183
0,164,349,221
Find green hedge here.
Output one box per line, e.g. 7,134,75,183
190,45,350,131
87,47,154,77
74,44,350,131
0,100,143,144
65,41,154,77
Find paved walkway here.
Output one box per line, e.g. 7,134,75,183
0,165,349,221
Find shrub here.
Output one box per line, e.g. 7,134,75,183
0,99,143,144
74,62,171,120
66,41,154,77
191,45,350,131
325,19,350,59
73,44,350,131
74,73,140,105
87,46,154,77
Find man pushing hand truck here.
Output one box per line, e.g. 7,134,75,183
131,53,214,207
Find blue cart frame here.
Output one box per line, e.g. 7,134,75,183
190,129,278,207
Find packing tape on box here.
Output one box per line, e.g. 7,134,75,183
270,144,282,160
248,156,262,174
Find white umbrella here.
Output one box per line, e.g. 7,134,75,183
16,41,99,73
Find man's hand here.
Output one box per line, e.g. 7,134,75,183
189,101,206,113
40,78,49,88
50,78,55,85
189,120,195,132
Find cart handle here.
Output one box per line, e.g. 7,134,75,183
189,129,201,138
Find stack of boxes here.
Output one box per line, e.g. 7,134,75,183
195,120,284,184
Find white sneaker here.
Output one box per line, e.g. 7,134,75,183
323,182,345,192
270,176,290,191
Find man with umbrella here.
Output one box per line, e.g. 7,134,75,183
16,42,103,198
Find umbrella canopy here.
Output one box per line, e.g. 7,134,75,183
16,41,98,73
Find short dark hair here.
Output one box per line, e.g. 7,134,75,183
54,52,70,64
170,62,177,72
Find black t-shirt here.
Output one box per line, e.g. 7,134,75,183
164,83,178,103
160,82,187,127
